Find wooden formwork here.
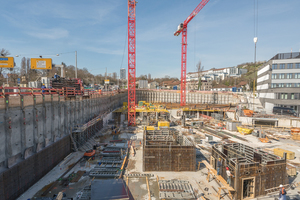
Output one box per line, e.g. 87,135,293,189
211,143,287,200
143,130,196,172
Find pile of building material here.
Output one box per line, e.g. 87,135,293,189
89,140,128,178
159,180,195,199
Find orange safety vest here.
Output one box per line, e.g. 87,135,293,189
281,187,285,194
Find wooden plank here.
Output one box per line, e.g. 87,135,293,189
146,176,151,200
55,192,63,200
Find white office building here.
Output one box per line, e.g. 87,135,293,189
257,52,300,115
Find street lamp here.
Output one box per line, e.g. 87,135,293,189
253,37,258,110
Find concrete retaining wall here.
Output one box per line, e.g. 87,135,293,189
0,93,126,170
0,92,126,200
136,90,238,104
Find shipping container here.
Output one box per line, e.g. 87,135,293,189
158,121,170,128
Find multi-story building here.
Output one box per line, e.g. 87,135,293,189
186,66,247,83
120,68,126,80
186,79,212,91
148,81,159,89
138,80,148,89
257,52,300,115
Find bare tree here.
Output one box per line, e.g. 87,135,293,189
26,58,30,81
196,60,204,90
21,57,26,76
0,48,10,57
0,48,11,85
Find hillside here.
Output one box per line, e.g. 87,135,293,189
212,61,265,90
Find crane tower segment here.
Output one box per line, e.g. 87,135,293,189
174,0,210,106
128,0,136,126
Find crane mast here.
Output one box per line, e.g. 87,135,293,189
128,0,136,126
174,0,210,106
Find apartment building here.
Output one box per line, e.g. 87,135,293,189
186,79,212,91
257,52,300,115
186,66,247,83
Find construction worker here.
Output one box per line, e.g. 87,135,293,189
54,72,60,81
41,84,46,93
217,158,222,175
226,167,232,186
279,184,287,200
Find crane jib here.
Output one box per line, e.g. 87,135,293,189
173,0,210,106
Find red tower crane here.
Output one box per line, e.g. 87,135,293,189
128,0,136,126
174,0,210,106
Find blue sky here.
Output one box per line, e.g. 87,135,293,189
1,0,300,78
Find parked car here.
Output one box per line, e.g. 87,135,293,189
273,107,297,116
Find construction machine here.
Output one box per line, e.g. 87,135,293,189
83,149,96,160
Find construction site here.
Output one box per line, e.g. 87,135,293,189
1,0,300,200
0,88,299,200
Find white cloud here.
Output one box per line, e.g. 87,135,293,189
25,28,69,40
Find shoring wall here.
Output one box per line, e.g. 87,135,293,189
136,90,239,104
0,92,127,200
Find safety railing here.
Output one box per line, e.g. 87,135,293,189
0,86,122,98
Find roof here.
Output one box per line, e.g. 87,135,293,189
187,67,228,75
213,84,231,89
271,52,300,60
160,80,180,86
212,67,226,71
238,81,248,86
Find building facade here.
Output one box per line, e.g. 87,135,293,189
148,81,159,89
257,52,300,115
138,80,148,89
186,80,212,91
186,66,247,83
120,68,126,80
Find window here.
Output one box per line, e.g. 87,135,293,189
287,73,293,79
281,93,284,99
291,93,295,100
277,93,280,99
295,73,300,79
278,83,284,87
272,64,278,69
279,73,285,79
296,63,300,69
286,83,292,87
272,74,277,79
296,83,300,87
279,64,285,69
285,93,288,99
287,63,293,69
